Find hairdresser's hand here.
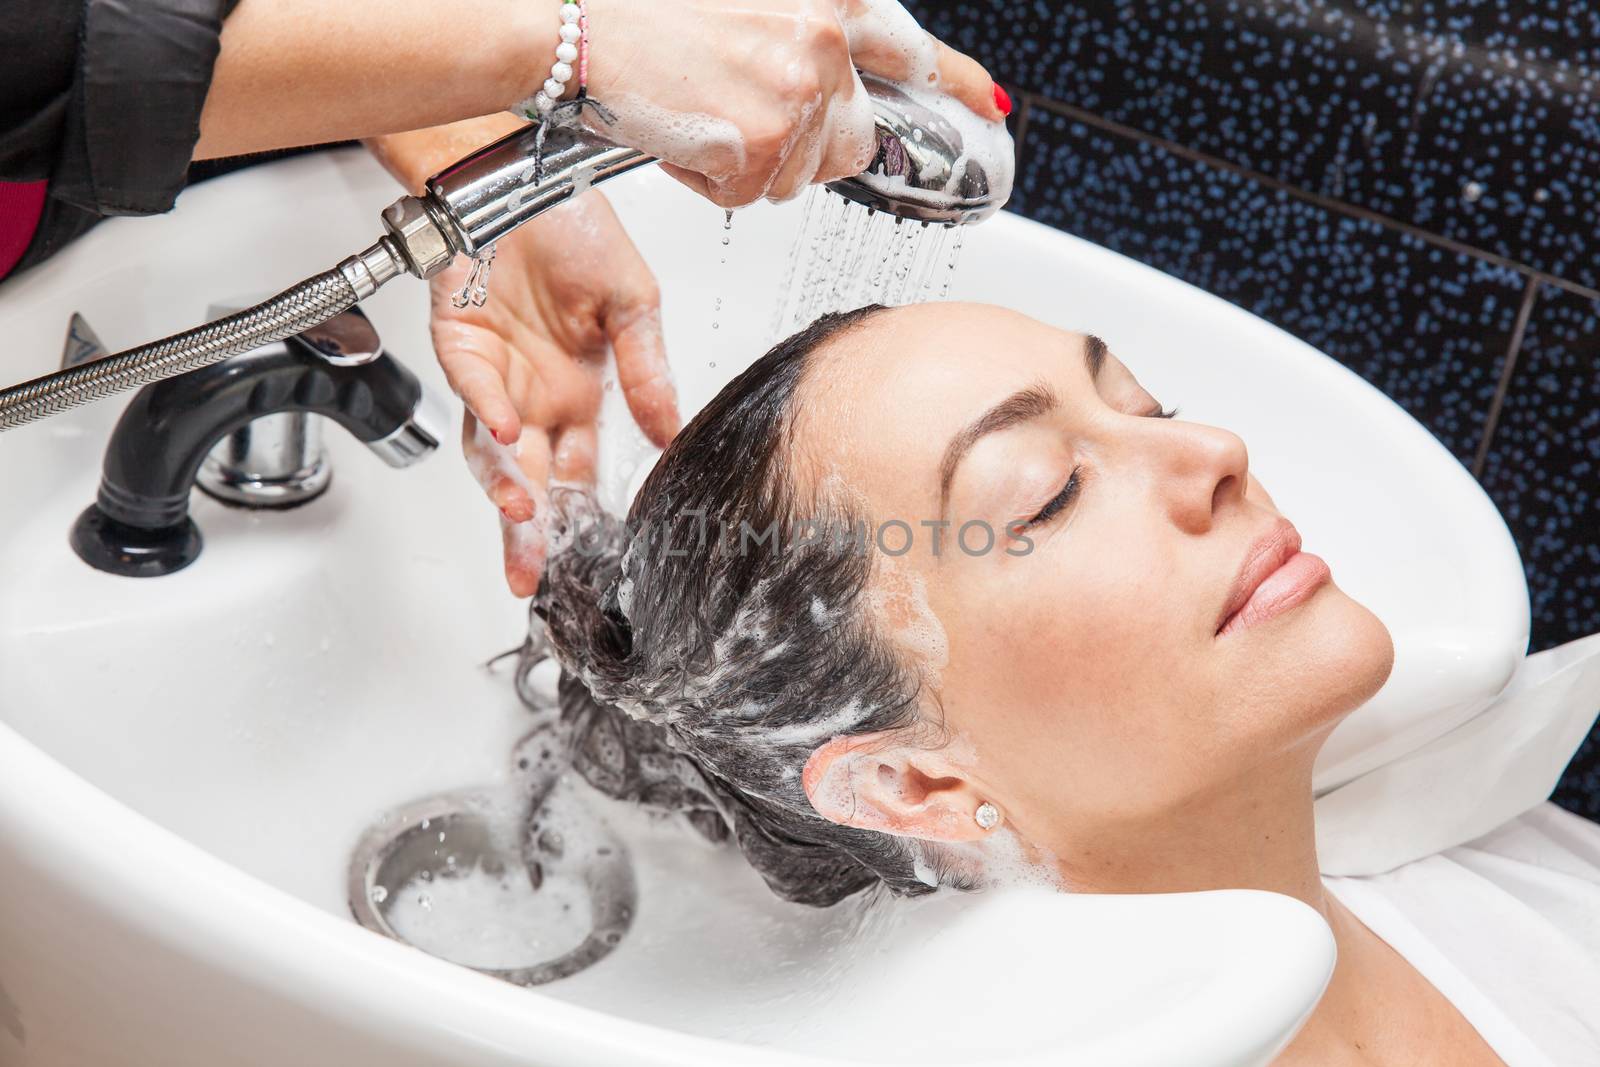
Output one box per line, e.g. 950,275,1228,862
367,117,680,597
585,0,1005,206
435,191,679,596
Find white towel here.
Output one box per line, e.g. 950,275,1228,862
1316,632,1600,875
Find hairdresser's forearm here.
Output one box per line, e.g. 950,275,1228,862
195,0,547,160
365,114,528,194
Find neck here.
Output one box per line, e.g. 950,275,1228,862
1038,734,1450,1064
1045,736,1329,912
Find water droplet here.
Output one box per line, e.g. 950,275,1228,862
438,830,446,843
711,323,720,330
416,892,433,911
1462,180,1485,203
709,361,718,368
721,235,730,246
420,818,430,830
371,884,388,903
723,210,734,230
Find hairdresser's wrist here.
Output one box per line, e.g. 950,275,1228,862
365,113,528,195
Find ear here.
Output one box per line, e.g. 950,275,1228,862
801,733,997,843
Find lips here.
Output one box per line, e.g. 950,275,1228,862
1215,518,1331,636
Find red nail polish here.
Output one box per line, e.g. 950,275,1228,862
993,83,1013,117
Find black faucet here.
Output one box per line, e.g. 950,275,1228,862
70,307,438,577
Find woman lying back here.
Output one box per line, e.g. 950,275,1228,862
531,302,1600,1066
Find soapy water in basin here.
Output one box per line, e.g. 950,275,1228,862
351,753,639,985
351,637,915,1041
538,791,911,1048
384,858,594,971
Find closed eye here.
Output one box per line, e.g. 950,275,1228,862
1027,467,1082,527
1027,403,1176,528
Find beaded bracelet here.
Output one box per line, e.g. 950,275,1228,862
466,1,604,308
526,0,586,118
515,0,618,182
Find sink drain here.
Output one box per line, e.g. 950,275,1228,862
348,783,635,985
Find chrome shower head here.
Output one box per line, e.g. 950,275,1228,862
826,76,1014,226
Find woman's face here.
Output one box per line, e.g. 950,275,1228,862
792,303,1393,841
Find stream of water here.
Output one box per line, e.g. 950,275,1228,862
771,187,965,341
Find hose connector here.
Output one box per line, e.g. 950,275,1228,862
379,198,458,280
338,237,408,298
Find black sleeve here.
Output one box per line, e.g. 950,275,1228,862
1,0,241,268
0,0,81,182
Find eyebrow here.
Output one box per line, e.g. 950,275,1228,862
1084,334,1107,380
936,336,1107,518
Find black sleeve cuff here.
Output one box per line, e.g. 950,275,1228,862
52,0,242,218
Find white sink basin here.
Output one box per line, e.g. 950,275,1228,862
0,148,1526,1067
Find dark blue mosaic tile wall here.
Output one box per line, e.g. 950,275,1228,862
901,1,1600,817
1481,285,1600,816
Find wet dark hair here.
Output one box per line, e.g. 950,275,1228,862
528,306,965,907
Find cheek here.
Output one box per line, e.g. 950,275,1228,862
935,535,1211,809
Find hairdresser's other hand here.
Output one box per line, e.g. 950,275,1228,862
436,191,678,596
366,116,680,597
585,0,1004,206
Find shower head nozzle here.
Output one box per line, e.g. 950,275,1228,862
824,76,1014,226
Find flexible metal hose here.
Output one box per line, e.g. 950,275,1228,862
0,269,359,433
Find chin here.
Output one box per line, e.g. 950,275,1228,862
1240,583,1395,738
1301,584,1395,720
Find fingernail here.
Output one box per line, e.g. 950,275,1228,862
492,428,509,445
993,83,1013,117
500,501,535,523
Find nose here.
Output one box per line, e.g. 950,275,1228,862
1152,421,1250,534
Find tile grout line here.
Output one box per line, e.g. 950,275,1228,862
1472,273,1541,480
1026,95,1600,303
1009,88,1034,184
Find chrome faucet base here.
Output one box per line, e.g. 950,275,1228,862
197,411,334,510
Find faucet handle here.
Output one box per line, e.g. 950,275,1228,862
291,306,383,367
